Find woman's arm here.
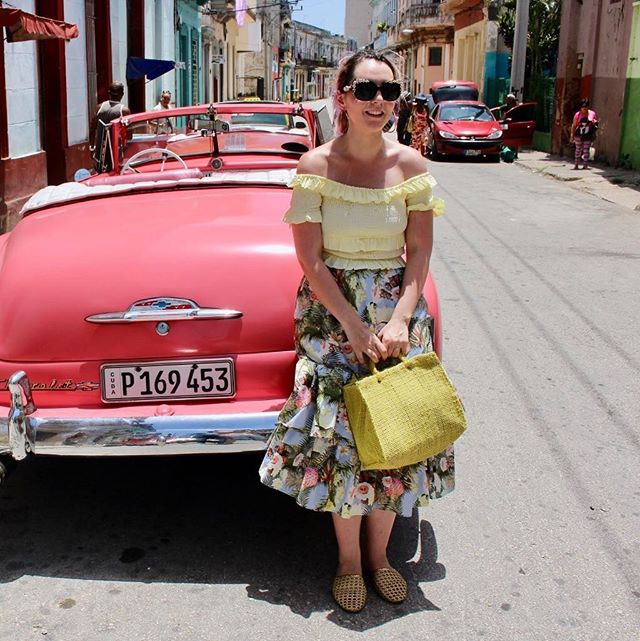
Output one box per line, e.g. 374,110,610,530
570,113,578,140
377,149,434,357
292,223,388,364
378,211,434,357
392,210,434,324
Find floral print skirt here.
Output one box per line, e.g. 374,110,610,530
258,267,455,518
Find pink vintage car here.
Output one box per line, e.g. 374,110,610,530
0,102,442,481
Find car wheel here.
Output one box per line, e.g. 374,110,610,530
431,140,442,161
487,154,501,163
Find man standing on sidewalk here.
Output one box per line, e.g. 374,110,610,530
90,82,131,172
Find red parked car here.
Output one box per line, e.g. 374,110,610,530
0,101,442,481
425,100,505,160
427,81,536,159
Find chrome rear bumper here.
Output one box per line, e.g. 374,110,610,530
1,371,275,460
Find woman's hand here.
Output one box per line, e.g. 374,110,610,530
377,319,410,359
344,319,388,365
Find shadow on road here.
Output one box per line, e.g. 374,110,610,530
0,454,446,630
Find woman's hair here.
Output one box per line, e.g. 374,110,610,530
580,98,590,108
398,90,412,112
332,50,399,135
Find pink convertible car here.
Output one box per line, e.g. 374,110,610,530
0,102,441,481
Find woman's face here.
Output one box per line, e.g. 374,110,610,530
580,106,589,115
341,59,397,133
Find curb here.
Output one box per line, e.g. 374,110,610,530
514,155,640,212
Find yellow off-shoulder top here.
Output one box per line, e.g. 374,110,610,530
283,172,445,269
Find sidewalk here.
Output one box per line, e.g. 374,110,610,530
515,150,640,212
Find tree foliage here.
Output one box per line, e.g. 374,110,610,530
498,0,561,77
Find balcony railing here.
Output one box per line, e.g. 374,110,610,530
397,1,452,29
295,54,337,68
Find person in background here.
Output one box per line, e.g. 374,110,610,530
570,98,598,170
90,82,130,172
491,92,519,120
491,93,521,158
395,91,413,146
151,90,174,134
409,93,429,155
259,50,452,614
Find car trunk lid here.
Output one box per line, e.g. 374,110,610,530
0,186,300,363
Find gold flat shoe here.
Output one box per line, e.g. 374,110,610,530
371,567,407,604
332,574,367,613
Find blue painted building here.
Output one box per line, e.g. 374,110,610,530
176,0,205,106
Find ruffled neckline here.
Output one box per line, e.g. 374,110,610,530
289,172,438,204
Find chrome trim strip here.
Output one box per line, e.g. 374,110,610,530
7,371,37,461
1,372,275,459
85,308,243,323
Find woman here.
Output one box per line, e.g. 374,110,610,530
259,50,453,613
570,98,598,169
396,91,413,146
409,93,429,155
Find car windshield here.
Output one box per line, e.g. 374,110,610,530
439,105,494,122
230,112,291,127
119,108,310,168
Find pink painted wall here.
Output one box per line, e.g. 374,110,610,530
553,0,633,162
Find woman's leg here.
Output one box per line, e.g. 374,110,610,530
332,513,363,575
582,141,591,168
364,509,396,570
574,140,582,168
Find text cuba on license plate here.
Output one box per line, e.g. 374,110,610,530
100,358,235,403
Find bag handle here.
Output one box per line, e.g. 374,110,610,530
368,355,412,380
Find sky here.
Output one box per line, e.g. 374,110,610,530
294,0,346,36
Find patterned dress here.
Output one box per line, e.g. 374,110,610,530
410,109,428,154
258,173,454,518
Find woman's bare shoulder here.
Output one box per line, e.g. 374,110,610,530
296,141,335,176
396,143,429,179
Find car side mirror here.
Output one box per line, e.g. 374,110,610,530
213,120,230,133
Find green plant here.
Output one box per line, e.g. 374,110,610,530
617,153,633,170
498,0,560,77
376,21,389,33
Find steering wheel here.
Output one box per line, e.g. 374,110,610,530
120,148,188,174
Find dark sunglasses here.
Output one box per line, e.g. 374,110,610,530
342,79,402,102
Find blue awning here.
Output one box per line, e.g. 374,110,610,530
126,57,176,81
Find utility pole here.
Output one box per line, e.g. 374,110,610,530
510,0,530,100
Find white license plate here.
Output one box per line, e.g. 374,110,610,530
101,358,235,403
464,149,481,156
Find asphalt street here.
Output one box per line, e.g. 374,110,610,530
1,157,639,640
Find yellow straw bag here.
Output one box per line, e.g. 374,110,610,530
343,353,467,471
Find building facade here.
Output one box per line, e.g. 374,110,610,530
292,21,346,101
619,2,640,169
345,0,374,49
552,0,634,164
440,0,507,104
387,0,454,95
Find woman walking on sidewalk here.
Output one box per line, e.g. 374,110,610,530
258,50,452,613
570,98,598,169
